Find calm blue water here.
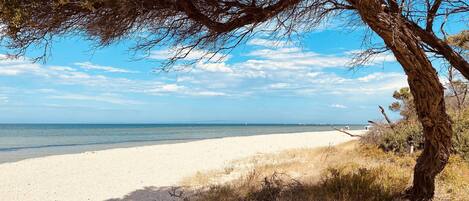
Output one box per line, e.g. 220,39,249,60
0,124,363,164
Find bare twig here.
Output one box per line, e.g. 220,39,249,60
378,105,395,130
367,120,379,126
333,127,362,138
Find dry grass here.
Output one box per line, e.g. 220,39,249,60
179,141,469,201
181,141,358,187
436,156,469,200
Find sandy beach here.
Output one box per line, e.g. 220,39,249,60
0,130,364,201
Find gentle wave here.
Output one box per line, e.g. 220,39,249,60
0,137,212,152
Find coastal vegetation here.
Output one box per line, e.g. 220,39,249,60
177,141,469,201
0,1,467,200
174,83,469,201
364,54,469,161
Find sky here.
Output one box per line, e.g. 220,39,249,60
0,25,414,124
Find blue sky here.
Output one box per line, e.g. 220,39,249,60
0,26,412,124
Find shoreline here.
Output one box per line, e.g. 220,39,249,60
0,127,364,164
0,130,365,201
0,138,197,165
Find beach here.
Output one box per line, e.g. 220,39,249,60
0,130,364,201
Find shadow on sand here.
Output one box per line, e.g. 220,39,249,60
105,186,192,201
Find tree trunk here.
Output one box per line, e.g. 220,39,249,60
348,1,453,200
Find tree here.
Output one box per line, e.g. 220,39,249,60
389,87,417,122
0,1,467,200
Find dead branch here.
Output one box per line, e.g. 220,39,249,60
367,120,379,126
378,105,395,130
333,127,362,138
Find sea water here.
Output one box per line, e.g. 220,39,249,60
0,124,363,164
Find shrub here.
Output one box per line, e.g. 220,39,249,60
362,122,423,154
451,114,469,161
312,165,407,201
363,109,469,160
363,85,469,161
189,163,408,201
180,142,467,201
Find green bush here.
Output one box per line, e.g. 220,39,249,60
451,112,469,161
364,86,469,161
363,122,423,154
364,112,469,161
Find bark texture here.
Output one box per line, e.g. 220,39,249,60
348,0,453,200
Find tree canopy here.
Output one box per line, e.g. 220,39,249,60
0,1,467,68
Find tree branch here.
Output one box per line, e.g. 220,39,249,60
407,21,469,80
379,105,395,129
175,0,301,34
333,127,362,137
426,0,442,32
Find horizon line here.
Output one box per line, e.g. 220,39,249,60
0,122,367,125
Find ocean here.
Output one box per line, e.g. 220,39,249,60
0,124,364,164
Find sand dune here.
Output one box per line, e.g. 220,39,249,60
0,130,364,201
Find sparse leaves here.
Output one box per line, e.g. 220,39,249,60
447,30,469,50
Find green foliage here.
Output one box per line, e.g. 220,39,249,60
373,122,423,154
365,86,469,160
451,110,469,161
389,87,416,121
367,112,469,159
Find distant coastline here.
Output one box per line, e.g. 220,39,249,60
0,123,366,126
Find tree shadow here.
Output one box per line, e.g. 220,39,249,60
105,186,192,201
105,166,408,201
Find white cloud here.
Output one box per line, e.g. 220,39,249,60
245,47,350,70
0,55,43,76
48,66,77,72
247,38,291,47
49,94,142,105
150,48,229,63
268,83,291,89
0,41,405,102
74,62,137,73
0,57,143,91
0,56,231,98
187,91,227,96
326,73,407,95
373,53,396,63
357,72,401,82
0,95,8,103
330,104,347,109
176,76,196,83
145,84,185,94
167,42,405,98
345,50,396,65
144,40,404,99
142,83,228,97
36,88,59,93
197,62,233,73
306,72,321,78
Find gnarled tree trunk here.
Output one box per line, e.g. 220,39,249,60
349,1,453,200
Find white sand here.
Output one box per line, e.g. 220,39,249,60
0,130,365,201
